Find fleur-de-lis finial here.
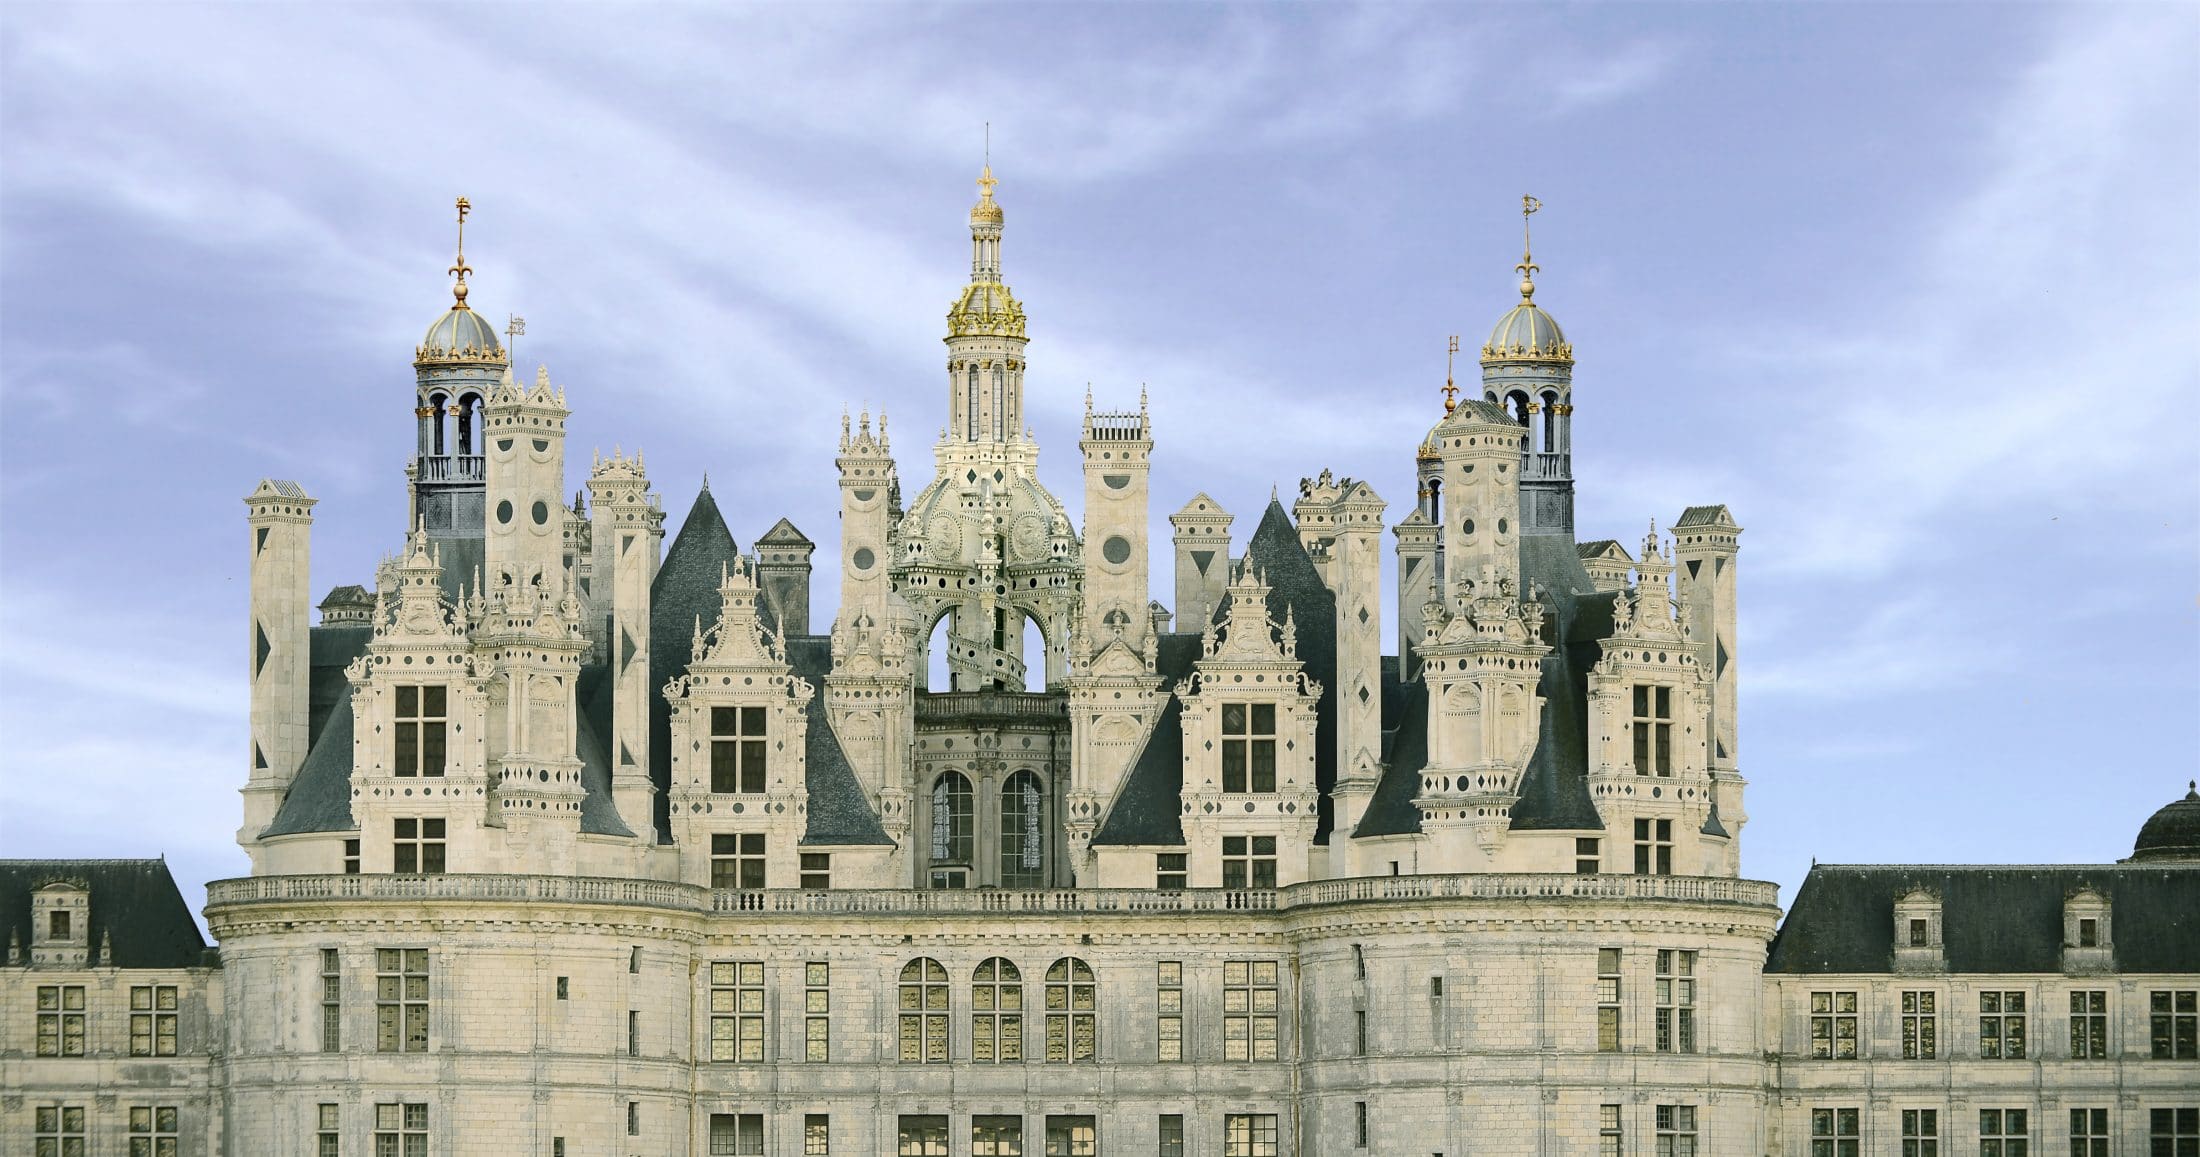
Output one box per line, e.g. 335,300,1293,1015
1517,195,1541,300
1443,334,1461,413
449,196,474,308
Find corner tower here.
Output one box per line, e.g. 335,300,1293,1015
1479,197,1575,538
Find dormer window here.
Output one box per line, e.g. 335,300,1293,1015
49,910,70,940
30,881,89,967
1908,918,1929,948
1221,704,1276,792
1892,889,1944,973
1631,686,1673,776
393,686,447,777
711,707,767,793
2063,889,2112,973
2079,918,2099,948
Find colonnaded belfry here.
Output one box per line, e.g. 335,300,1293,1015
4,174,2195,1157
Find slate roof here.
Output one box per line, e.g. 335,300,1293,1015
1576,539,1631,561
1674,504,1735,528
1088,633,1204,847
573,662,637,838
785,636,895,846
756,518,813,545
1767,864,2200,974
262,624,374,836
1506,533,1610,831
1354,675,1429,837
648,484,743,842
0,860,212,969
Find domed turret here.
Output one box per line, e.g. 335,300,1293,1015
2130,781,2200,862
1477,196,1575,537
418,306,505,362
1483,297,1570,363
410,197,503,547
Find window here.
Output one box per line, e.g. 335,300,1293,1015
1903,1108,1940,1157
1811,990,1859,1059
898,958,949,1063
973,956,1024,1062
2068,1108,2107,1157
1225,1114,1279,1157
1222,835,1277,889
930,772,974,883
2071,990,2108,1059
1980,990,2027,1059
1979,1108,2028,1157
1909,918,1929,947
1157,961,1184,1061
1221,703,1277,791
800,853,831,890
1156,853,1187,890
1356,1101,1369,1148
375,948,429,1053
318,1104,340,1157
709,1114,764,1156
374,1103,428,1157
393,685,447,776
1001,770,1046,888
130,985,178,1056
1596,948,1622,1052
1159,1115,1184,1157
1351,943,1366,979
392,817,445,874
973,1116,1022,1156
1223,959,1280,1061
1046,957,1096,1062
711,833,766,889
1600,1105,1623,1157
711,706,767,793
630,945,641,973
710,962,764,1062
1045,1116,1096,1156
627,1009,639,1057
900,1115,949,1156
1634,818,1673,875
627,1102,639,1137
49,909,71,939
2150,1108,2198,1156
1655,1104,1697,1157
36,984,86,1056
128,1106,179,1157
35,1106,86,1157
1631,684,1672,775
2078,917,2099,947
1811,1108,1860,1157
320,952,346,1048
2153,989,2198,1059
805,962,830,1062
1901,990,1938,1059
805,1114,830,1156
556,976,569,1000
343,839,361,874
1575,837,1601,874
1656,950,1696,1053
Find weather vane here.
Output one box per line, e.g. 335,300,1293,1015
1517,194,1541,298
1443,335,1460,413
506,314,526,359
449,196,474,306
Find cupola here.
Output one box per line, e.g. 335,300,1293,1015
2130,780,2200,862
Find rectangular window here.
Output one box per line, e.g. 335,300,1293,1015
1596,948,1622,1052
130,984,179,1057
374,1103,428,1157
556,976,568,1000
1222,835,1277,889
1979,990,2027,1059
710,705,768,793
2149,1108,2198,1155
128,1105,180,1157
710,961,765,1062
1355,1101,1369,1148
799,853,831,890
343,839,360,874
1655,1104,1697,1157
393,685,447,777
627,1009,639,1057
36,984,86,1057
1902,1108,1940,1157
1158,1115,1185,1157
627,1102,639,1137
1633,818,1674,875
2068,1108,2107,1157
1901,990,1938,1059
2070,990,2108,1059
1810,1108,1860,1157
711,832,766,890
392,817,445,874
1575,837,1601,875
320,950,344,1051
899,1116,950,1157
35,1106,87,1157
972,1115,1025,1157
1044,1116,1096,1157
1656,950,1696,1053
1157,961,1184,1062
630,946,641,973
1908,918,1929,947
1225,1114,1279,1157
2078,917,2099,947
708,1114,765,1157
1979,1108,2028,1157
1599,1105,1623,1157
1156,852,1188,891
1811,990,1859,1059
805,1114,830,1156
375,948,429,1053
50,909,71,939
805,961,830,1062
1631,684,1672,776
1220,702,1277,791
1223,959,1280,1061
2152,989,2199,1059
318,1104,340,1157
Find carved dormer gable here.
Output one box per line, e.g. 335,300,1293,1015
2062,887,2113,974
29,880,90,968
1892,887,1946,974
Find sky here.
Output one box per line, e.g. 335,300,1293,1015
2,3,2195,925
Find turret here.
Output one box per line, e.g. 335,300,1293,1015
1169,494,1233,632
1478,196,1575,538
1079,389,1153,669
944,167,1028,446
408,198,505,554
240,479,316,855
587,448,664,836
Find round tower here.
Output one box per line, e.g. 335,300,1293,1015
1479,196,1576,538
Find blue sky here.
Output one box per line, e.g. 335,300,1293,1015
2,3,2194,918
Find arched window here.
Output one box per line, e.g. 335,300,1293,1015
1045,957,1096,1062
972,957,1023,1062
966,365,980,442
898,958,948,1063
426,393,448,456
1541,392,1560,453
930,772,973,883
1425,477,1443,526
992,368,1006,440
1508,390,1531,427
455,394,479,456
1000,770,1045,888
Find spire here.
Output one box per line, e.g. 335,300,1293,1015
449,196,474,309
1443,334,1461,414
1515,194,1541,301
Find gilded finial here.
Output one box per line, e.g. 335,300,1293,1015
1516,195,1541,300
1443,335,1460,413
449,196,474,308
